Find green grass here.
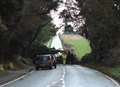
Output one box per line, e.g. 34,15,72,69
110,67,120,78
84,64,120,82
98,66,120,82
64,36,91,60
0,70,7,76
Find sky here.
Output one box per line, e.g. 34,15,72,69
50,0,67,34
50,0,76,27
50,0,83,34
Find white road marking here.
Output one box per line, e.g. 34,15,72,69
104,75,120,87
0,71,34,87
46,67,65,87
73,65,120,87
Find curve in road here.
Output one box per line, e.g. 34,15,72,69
1,65,120,87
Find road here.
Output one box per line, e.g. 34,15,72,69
1,65,120,87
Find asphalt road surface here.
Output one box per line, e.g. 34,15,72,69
1,65,120,87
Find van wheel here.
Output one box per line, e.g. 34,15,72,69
54,64,57,69
35,66,39,70
49,66,52,69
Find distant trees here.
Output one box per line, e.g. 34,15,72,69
0,0,59,70
64,25,73,33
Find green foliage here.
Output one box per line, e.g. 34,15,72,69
0,70,7,76
0,0,23,16
110,67,120,78
30,43,58,58
0,0,59,69
35,23,56,44
76,0,120,65
64,25,73,33
29,23,56,57
64,35,91,60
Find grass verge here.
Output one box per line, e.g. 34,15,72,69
84,64,120,83
0,70,7,77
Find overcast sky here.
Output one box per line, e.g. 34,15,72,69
50,0,67,34
50,0,67,27
50,0,82,34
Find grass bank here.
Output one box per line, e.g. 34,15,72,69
84,63,120,83
63,34,91,60
0,70,8,77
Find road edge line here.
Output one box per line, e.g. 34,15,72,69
74,65,120,87
104,74,120,87
0,70,34,87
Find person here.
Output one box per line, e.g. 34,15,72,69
66,51,71,64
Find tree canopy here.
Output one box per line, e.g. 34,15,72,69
0,0,59,70
77,0,120,65
60,0,120,66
